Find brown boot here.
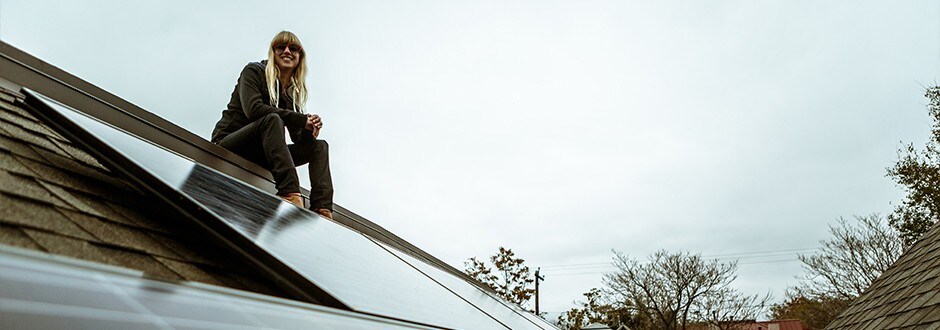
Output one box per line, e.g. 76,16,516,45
278,192,304,208
315,208,333,219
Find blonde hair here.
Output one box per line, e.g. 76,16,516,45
265,31,308,113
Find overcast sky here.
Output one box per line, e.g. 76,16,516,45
2,0,939,319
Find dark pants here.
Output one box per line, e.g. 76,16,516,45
215,113,334,210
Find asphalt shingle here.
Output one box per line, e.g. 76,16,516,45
0,194,95,240
0,223,42,250
0,86,295,301
828,221,940,329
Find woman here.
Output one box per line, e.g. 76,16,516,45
211,31,333,219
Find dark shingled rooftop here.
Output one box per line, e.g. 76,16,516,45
0,85,297,300
0,41,563,329
826,221,940,329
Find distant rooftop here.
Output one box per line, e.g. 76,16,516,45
826,219,940,329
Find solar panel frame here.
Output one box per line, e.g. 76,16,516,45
173,166,510,329
19,89,347,311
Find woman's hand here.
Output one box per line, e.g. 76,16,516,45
306,114,323,139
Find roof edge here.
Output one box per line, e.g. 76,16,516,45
0,41,274,186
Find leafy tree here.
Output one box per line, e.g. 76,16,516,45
602,250,768,330
557,288,643,330
796,214,903,300
770,289,853,330
464,246,535,308
887,86,940,247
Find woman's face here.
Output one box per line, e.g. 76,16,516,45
272,43,302,72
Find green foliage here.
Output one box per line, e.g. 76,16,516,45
887,86,940,247
557,288,643,330
464,246,535,308
770,290,853,330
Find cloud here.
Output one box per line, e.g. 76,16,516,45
3,0,937,315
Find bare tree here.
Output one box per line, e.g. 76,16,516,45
797,214,903,300
695,289,772,330
602,250,741,330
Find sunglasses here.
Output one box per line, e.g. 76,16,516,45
273,43,302,54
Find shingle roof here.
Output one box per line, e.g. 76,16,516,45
0,41,557,329
0,86,295,300
0,41,482,297
826,222,940,329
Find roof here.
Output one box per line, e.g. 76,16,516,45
686,319,808,330
0,41,476,289
0,41,555,328
826,221,940,328
762,319,809,330
0,85,293,300
583,322,613,329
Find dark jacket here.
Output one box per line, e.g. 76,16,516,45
211,60,311,144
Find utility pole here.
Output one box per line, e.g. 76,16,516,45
535,267,545,315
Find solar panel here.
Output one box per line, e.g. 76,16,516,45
175,167,507,329
23,90,550,329
373,238,558,329
0,246,432,329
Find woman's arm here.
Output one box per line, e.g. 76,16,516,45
237,64,307,132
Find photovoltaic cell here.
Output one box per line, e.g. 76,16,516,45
373,238,557,329
0,246,432,329
177,165,507,329
23,90,550,329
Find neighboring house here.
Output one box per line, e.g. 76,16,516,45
687,319,808,330
752,319,809,330
0,42,555,329
583,322,631,330
826,221,940,327
583,322,613,330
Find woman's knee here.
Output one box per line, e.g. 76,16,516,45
314,139,329,153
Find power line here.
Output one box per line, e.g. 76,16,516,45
539,247,817,271
702,247,817,258
713,252,810,261
549,271,614,277
543,258,802,277
541,264,613,271
541,262,612,269
738,258,802,265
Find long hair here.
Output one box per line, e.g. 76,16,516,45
265,31,308,113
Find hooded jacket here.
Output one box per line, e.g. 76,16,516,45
211,60,312,144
